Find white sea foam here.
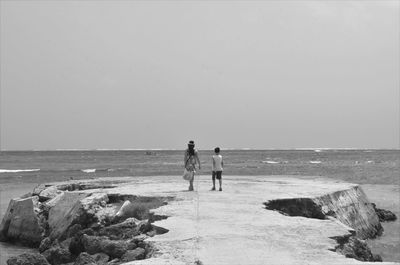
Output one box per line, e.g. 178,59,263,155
0,169,40,173
366,161,375,164
309,161,322,164
82,169,96,173
262,161,280,164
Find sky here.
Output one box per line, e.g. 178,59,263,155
0,1,399,150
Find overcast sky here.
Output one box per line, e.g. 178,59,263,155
0,1,399,150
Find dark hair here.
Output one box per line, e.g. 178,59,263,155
214,147,220,153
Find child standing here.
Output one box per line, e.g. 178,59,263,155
211,147,224,191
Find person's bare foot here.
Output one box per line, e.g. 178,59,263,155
219,187,222,191
211,187,216,191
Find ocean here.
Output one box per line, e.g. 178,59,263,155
0,149,399,264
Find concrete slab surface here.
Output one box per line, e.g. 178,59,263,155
78,175,398,265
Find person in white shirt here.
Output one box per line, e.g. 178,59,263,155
211,147,224,191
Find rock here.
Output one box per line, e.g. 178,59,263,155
47,192,88,240
81,228,95,236
337,237,382,262
6,253,50,265
137,241,146,249
74,252,96,265
97,218,140,240
130,234,147,244
44,193,65,209
107,259,121,265
137,221,152,234
81,193,109,207
82,235,129,258
121,247,145,262
0,197,44,247
69,236,84,256
60,238,72,249
56,183,81,191
39,237,52,253
82,235,108,254
89,222,102,230
91,253,110,265
372,203,397,222
77,193,110,230
42,245,73,265
115,201,132,218
101,239,130,259
66,224,83,238
146,231,156,237
33,185,47,197
39,186,64,201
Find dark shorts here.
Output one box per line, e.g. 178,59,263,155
212,171,222,180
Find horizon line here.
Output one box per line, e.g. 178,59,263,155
0,147,399,152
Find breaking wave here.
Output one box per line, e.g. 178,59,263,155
81,169,96,173
0,169,40,173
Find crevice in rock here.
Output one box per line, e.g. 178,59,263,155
264,198,326,219
108,194,138,204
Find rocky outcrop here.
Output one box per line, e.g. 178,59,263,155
331,233,383,262
47,192,90,240
265,186,383,239
2,180,171,265
372,203,397,222
37,186,64,202
0,196,44,247
97,218,140,240
6,253,50,265
121,247,146,262
91,253,109,265
73,252,96,265
264,185,393,262
42,244,74,265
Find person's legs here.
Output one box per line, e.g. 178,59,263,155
189,172,194,191
211,171,216,190
217,171,222,191
189,176,194,191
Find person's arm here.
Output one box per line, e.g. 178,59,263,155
184,151,188,168
195,151,201,170
221,157,224,169
212,156,215,171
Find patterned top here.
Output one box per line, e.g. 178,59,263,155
184,149,200,171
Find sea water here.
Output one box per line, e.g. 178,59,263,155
0,149,399,264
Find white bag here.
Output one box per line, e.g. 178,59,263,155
183,169,193,181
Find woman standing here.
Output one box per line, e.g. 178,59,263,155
184,140,201,191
